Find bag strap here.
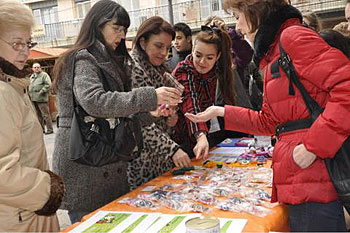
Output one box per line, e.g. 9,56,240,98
71,52,79,110
277,42,324,122
71,50,144,154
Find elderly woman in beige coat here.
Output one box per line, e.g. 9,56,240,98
0,0,65,231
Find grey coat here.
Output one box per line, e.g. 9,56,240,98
52,41,158,212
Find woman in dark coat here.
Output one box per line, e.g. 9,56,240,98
52,0,181,224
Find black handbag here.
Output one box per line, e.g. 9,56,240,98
68,54,143,167
276,42,350,214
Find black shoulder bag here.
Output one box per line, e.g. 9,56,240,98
68,54,143,166
275,42,350,214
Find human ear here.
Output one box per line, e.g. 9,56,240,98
140,37,146,50
216,52,221,62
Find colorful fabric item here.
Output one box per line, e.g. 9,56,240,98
172,55,218,148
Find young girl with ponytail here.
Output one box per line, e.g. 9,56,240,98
172,25,241,159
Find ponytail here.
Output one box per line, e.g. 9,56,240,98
217,28,236,105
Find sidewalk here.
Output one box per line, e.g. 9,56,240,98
43,125,71,230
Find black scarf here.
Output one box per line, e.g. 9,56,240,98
253,5,302,66
0,57,31,78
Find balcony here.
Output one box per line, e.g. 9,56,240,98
33,0,346,48
22,0,47,3
33,19,84,48
291,0,345,12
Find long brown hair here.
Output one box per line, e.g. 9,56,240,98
224,0,290,33
52,0,130,92
195,26,236,105
132,16,175,58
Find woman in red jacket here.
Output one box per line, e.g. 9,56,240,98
186,0,350,231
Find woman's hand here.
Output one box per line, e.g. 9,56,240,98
210,18,228,31
172,148,192,168
155,87,182,106
292,144,317,169
193,134,209,160
185,106,225,123
167,113,178,127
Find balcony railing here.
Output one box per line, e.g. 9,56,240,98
34,0,346,47
34,19,84,47
22,0,46,3
292,0,346,12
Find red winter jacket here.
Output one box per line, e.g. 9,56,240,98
224,18,350,204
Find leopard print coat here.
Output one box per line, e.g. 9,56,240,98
127,49,181,190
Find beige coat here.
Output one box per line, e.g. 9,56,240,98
0,71,60,232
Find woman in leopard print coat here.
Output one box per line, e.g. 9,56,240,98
128,16,192,190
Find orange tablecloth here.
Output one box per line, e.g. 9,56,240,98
62,160,290,232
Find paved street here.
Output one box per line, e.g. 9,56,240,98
43,125,71,230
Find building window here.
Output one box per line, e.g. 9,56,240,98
33,6,58,25
76,1,91,19
140,16,147,24
33,9,42,25
211,0,220,12
132,0,139,10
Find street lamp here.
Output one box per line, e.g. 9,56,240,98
168,0,174,25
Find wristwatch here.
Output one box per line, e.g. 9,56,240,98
194,131,206,140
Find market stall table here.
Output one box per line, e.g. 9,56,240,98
62,158,289,232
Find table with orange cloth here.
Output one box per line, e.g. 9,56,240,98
62,159,289,232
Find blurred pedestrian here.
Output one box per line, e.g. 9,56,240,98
301,9,322,32
319,29,350,58
29,62,54,134
345,0,350,32
333,22,350,37
167,22,192,70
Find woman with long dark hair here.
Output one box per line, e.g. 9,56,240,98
52,0,181,223
172,25,238,159
186,0,350,231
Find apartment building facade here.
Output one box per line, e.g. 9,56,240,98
22,0,347,48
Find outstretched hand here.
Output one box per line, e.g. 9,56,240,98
185,106,225,123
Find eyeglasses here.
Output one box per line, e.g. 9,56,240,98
201,25,221,35
0,37,37,52
107,23,127,35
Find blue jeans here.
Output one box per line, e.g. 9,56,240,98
289,200,346,232
68,210,90,224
